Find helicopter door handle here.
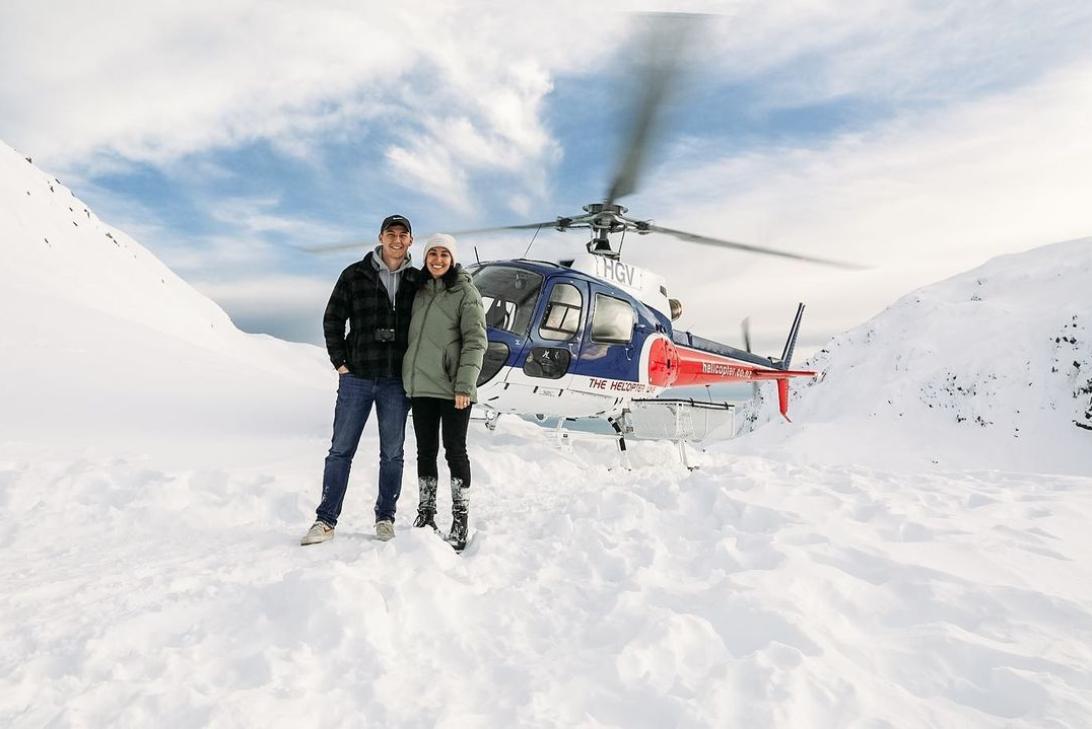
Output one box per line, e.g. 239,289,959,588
626,324,643,359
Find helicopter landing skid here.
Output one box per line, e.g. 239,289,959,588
542,410,703,471
607,410,634,471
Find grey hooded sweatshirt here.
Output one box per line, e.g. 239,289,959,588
371,245,413,305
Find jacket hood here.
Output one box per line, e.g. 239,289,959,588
451,267,473,290
369,246,413,273
423,265,473,292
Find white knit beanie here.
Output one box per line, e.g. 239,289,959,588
423,233,458,264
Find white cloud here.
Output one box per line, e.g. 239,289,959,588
1,1,408,163
626,61,1092,355
62,185,351,278
191,273,335,344
8,2,1089,216
698,2,1092,107
192,273,332,317
205,195,347,241
0,1,604,211
385,144,472,214
4,0,1092,351
507,193,533,217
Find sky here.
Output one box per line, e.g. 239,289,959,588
3,0,1092,357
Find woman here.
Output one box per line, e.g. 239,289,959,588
402,233,487,549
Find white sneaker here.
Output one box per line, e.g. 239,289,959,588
300,520,334,546
375,520,395,541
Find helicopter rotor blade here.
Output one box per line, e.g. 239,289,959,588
645,224,868,270
448,221,568,236
295,239,377,254
604,13,702,206
297,220,570,254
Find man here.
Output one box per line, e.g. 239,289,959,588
301,214,420,545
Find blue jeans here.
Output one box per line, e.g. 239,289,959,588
316,375,410,526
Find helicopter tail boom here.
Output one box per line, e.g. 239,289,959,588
668,303,815,420
667,346,808,421
669,347,814,386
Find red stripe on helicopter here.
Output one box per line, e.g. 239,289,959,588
669,345,815,387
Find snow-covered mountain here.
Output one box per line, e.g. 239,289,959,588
734,238,1092,474
0,141,332,443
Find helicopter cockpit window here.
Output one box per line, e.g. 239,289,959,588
471,266,544,337
539,283,583,341
591,293,636,344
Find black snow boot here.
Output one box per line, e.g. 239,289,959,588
414,477,438,530
447,478,470,550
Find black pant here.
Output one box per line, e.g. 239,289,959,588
411,397,472,487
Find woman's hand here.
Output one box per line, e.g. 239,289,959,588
455,393,471,409
337,365,350,375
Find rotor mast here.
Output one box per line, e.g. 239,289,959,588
583,203,632,258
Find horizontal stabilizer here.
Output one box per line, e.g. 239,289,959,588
750,368,815,380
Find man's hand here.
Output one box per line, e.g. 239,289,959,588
455,393,471,410
337,365,350,375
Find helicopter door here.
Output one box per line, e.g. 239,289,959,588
470,265,547,403
574,288,639,394
501,279,587,415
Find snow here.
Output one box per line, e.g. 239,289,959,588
734,238,1092,475
2,142,1091,727
0,141,332,442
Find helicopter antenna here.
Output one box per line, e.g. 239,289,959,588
474,245,480,264
522,224,544,259
617,225,628,257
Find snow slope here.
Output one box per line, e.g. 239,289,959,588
0,141,332,442
3,423,1090,728
733,238,1092,475
2,144,1091,727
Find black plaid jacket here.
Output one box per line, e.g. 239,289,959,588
323,251,421,378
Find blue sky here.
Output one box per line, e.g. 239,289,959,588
4,2,1092,353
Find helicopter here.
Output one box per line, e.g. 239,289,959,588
464,250,815,446
308,14,861,459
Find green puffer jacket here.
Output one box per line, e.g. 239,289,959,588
402,269,487,402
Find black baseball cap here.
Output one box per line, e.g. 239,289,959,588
380,214,412,234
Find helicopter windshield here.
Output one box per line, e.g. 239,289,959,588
471,265,544,337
